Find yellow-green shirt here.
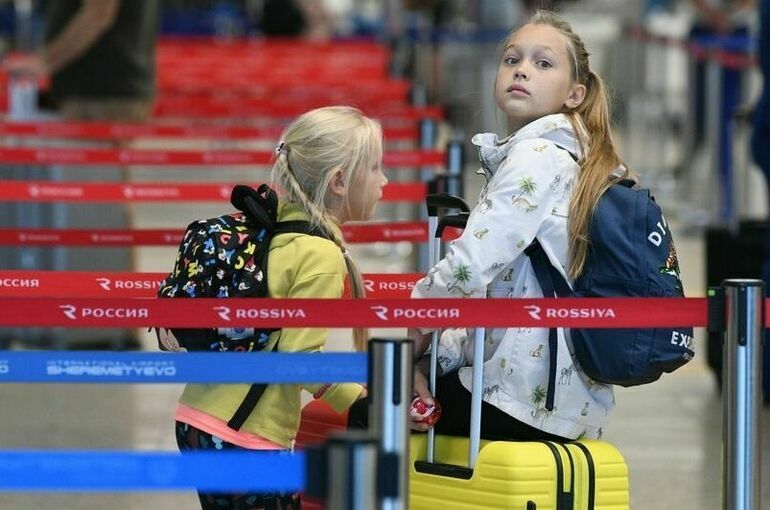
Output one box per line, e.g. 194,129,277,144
178,202,364,448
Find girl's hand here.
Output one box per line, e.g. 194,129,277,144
410,370,435,432
357,385,368,400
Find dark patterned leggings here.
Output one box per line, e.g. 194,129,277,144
175,421,301,510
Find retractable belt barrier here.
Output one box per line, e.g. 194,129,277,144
0,351,366,384
626,23,755,225
0,296,706,329
0,120,419,142
0,181,427,204
156,81,411,101
0,146,444,167
0,286,762,504
0,271,421,299
0,450,306,492
627,24,757,70
0,222,457,245
151,100,444,122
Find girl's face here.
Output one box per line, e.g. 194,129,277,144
494,23,586,132
339,142,387,223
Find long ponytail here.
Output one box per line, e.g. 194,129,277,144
565,70,628,278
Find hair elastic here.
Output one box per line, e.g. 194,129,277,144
275,141,289,156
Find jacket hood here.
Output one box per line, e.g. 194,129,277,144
472,114,584,179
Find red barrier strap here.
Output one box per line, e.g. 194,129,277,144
626,23,757,70
157,81,409,101
156,37,391,54
0,121,418,142
0,271,420,299
0,147,444,167
0,181,426,203
0,222,455,245
0,147,272,166
152,101,444,121
0,296,707,328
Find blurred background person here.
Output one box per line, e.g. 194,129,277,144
750,0,770,404
256,0,335,41
5,0,159,121
1,0,160,350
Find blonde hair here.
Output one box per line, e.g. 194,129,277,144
505,10,633,278
270,106,383,351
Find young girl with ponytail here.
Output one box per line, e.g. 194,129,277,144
173,106,386,510
408,10,630,442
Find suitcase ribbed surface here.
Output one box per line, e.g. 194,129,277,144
410,435,629,510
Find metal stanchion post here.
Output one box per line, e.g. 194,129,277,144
326,431,380,510
722,279,764,510
417,119,438,272
410,84,428,108
704,44,727,225
14,0,35,51
445,140,464,198
369,338,413,510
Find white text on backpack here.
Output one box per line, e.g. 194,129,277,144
647,216,669,247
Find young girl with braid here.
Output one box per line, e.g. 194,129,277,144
172,106,386,510
407,10,631,442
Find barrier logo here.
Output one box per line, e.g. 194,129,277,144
524,305,542,320
213,306,232,321
58,305,148,319
363,279,375,293
370,305,459,321
96,278,111,291
60,304,77,320
371,305,389,321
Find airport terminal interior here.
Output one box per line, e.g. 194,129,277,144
0,0,769,508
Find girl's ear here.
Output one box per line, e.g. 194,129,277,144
328,167,347,198
564,83,587,109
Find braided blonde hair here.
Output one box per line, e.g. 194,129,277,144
270,106,383,351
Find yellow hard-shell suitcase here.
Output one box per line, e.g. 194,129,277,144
409,435,629,509
409,199,630,509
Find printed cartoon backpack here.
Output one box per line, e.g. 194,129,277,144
525,179,693,410
157,184,325,429
157,184,324,352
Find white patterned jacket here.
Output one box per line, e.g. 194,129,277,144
411,113,615,440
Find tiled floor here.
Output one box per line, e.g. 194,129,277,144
0,163,768,509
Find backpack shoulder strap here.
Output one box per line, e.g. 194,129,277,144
523,239,574,411
226,218,329,431
274,220,328,239
524,240,573,297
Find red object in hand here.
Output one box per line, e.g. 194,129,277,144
410,395,442,427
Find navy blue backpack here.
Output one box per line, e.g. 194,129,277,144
525,180,694,410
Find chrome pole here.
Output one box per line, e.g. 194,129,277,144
722,279,764,510
418,119,438,272
369,338,413,510
326,431,379,510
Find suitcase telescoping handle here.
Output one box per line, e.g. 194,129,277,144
423,193,469,464
420,200,486,473
426,193,470,286
425,192,470,217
